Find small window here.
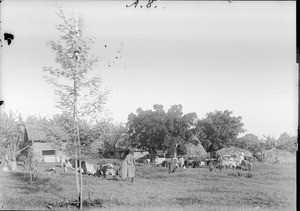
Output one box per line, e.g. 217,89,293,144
42,150,55,155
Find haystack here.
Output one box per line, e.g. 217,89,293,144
216,147,252,158
261,148,296,164
185,142,208,157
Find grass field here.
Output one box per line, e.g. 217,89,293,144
0,161,296,210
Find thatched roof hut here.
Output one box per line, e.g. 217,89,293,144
185,142,208,157
261,148,296,164
216,147,252,158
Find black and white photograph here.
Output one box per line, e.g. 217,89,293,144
0,0,297,210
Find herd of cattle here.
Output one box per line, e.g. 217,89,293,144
55,152,252,178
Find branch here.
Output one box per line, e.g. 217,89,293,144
16,144,31,155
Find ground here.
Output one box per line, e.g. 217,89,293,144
0,160,296,210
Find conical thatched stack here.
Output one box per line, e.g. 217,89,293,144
185,142,208,157
261,148,296,164
216,147,252,158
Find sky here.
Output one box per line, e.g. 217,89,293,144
0,0,297,140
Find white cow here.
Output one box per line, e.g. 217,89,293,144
154,156,166,166
84,161,97,175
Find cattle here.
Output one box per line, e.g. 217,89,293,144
207,159,223,172
135,154,151,166
221,160,237,170
154,156,166,166
63,158,97,175
96,163,119,178
240,160,253,171
183,157,206,168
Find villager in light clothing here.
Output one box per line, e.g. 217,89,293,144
122,149,136,182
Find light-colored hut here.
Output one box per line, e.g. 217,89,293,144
261,148,296,164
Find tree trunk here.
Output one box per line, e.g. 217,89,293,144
76,116,83,210
73,67,81,209
174,143,179,158
11,142,17,171
74,151,80,208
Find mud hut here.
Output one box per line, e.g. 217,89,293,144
261,148,296,164
216,147,252,158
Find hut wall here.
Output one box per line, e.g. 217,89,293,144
32,142,66,163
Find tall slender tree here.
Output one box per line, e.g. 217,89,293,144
43,7,108,209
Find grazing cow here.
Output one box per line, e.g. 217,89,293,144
221,160,237,170
154,156,166,166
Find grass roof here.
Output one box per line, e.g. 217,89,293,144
216,147,252,157
185,142,207,157
261,148,296,164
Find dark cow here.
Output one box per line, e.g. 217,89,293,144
207,159,223,172
97,164,120,178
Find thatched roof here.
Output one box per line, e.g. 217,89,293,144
216,147,252,157
185,142,207,157
26,125,48,141
261,148,296,164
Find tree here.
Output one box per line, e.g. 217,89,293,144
276,132,297,154
43,8,108,209
90,121,127,158
127,106,166,156
196,110,245,156
127,104,198,158
164,105,199,158
0,111,24,170
234,133,259,149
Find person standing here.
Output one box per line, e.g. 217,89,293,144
122,149,136,182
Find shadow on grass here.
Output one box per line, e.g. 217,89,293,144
9,171,63,195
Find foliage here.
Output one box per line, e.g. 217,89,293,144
43,7,110,209
127,105,167,154
89,121,127,158
43,7,109,121
196,110,246,155
0,111,24,161
127,104,199,157
23,115,49,142
234,133,263,154
275,132,297,155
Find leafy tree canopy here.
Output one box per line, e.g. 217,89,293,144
196,110,245,154
127,104,199,157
